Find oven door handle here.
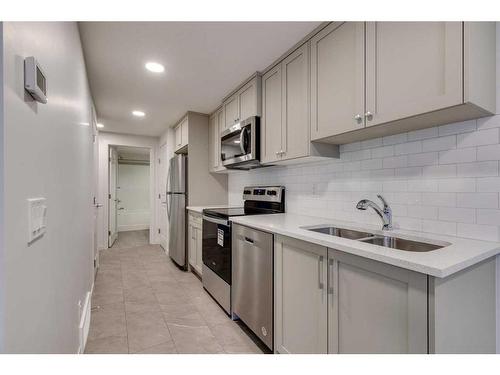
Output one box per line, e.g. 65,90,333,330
202,215,229,227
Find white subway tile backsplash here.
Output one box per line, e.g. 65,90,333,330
229,116,500,242
409,127,439,141
438,147,476,164
457,161,499,177
477,144,500,161
394,141,422,155
438,120,476,136
457,193,498,209
476,177,500,192
371,145,394,159
383,133,408,145
457,128,499,148
383,155,408,169
477,116,500,130
408,152,439,167
477,209,500,225
438,178,476,193
438,207,476,223
422,135,456,152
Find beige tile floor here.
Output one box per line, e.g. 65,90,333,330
85,230,267,354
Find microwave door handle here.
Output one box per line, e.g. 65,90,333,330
239,128,246,155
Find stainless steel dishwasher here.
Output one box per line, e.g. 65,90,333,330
232,223,274,350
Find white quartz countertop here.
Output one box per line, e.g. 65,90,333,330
186,205,240,214
230,213,500,278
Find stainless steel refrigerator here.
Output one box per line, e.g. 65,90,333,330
167,154,187,269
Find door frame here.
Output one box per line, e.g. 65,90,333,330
107,146,119,247
99,131,159,250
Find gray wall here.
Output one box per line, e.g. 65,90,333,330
0,22,5,353
1,22,94,353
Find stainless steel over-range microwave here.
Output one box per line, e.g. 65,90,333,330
221,116,260,170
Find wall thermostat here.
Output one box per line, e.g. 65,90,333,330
24,56,47,104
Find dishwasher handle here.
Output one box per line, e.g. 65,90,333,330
243,236,254,245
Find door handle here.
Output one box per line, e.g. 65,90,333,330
243,236,254,245
318,256,324,290
328,259,334,295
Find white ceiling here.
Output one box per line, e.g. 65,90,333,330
78,22,321,136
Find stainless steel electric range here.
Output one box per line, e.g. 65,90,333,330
201,186,285,315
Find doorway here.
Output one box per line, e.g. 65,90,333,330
108,145,151,248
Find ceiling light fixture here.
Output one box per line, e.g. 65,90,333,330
132,110,146,117
145,62,165,73
96,123,104,128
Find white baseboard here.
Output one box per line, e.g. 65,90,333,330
78,291,92,354
118,224,149,232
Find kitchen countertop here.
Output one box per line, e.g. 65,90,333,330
230,213,500,278
186,205,240,214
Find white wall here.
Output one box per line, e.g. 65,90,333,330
229,23,500,352
117,163,150,231
97,132,159,249
0,22,5,354
1,22,94,353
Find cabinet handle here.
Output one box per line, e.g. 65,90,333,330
244,236,254,245
318,256,324,290
365,111,373,121
328,259,334,295
354,114,363,124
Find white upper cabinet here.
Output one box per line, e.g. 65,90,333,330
281,43,310,160
365,22,463,128
261,64,283,164
208,108,225,173
223,94,239,129
311,22,365,140
309,21,496,144
174,116,189,152
223,74,262,130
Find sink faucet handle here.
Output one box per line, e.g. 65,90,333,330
377,194,390,211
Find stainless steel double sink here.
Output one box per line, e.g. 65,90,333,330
304,225,445,252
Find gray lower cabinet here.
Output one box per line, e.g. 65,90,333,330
274,235,328,354
274,234,497,354
328,249,427,354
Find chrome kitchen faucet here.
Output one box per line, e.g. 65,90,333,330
356,195,393,231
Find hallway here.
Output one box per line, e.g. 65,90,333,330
85,230,265,354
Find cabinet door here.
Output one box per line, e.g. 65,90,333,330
239,78,258,121
216,109,225,170
174,124,182,150
281,43,309,161
181,118,189,147
188,222,196,267
365,22,463,127
328,249,427,354
310,22,365,140
208,114,216,172
274,236,328,354
195,225,203,274
224,94,239,128
261,65,283,164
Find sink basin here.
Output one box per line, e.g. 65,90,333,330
306,226,373,240
303,225,446,252
359,236,443,252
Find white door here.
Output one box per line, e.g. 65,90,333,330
274,235,328,354
91,107,100,275
159,143,168,250
108,147,118,247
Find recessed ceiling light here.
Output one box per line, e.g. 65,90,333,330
145,62,165,73
97,123,104,128
132,110,145,117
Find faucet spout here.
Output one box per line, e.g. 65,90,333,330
356,195,393,230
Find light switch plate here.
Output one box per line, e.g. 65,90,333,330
28,197,47,243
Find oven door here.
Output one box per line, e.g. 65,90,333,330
221,117,259,168
202,215,232,285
